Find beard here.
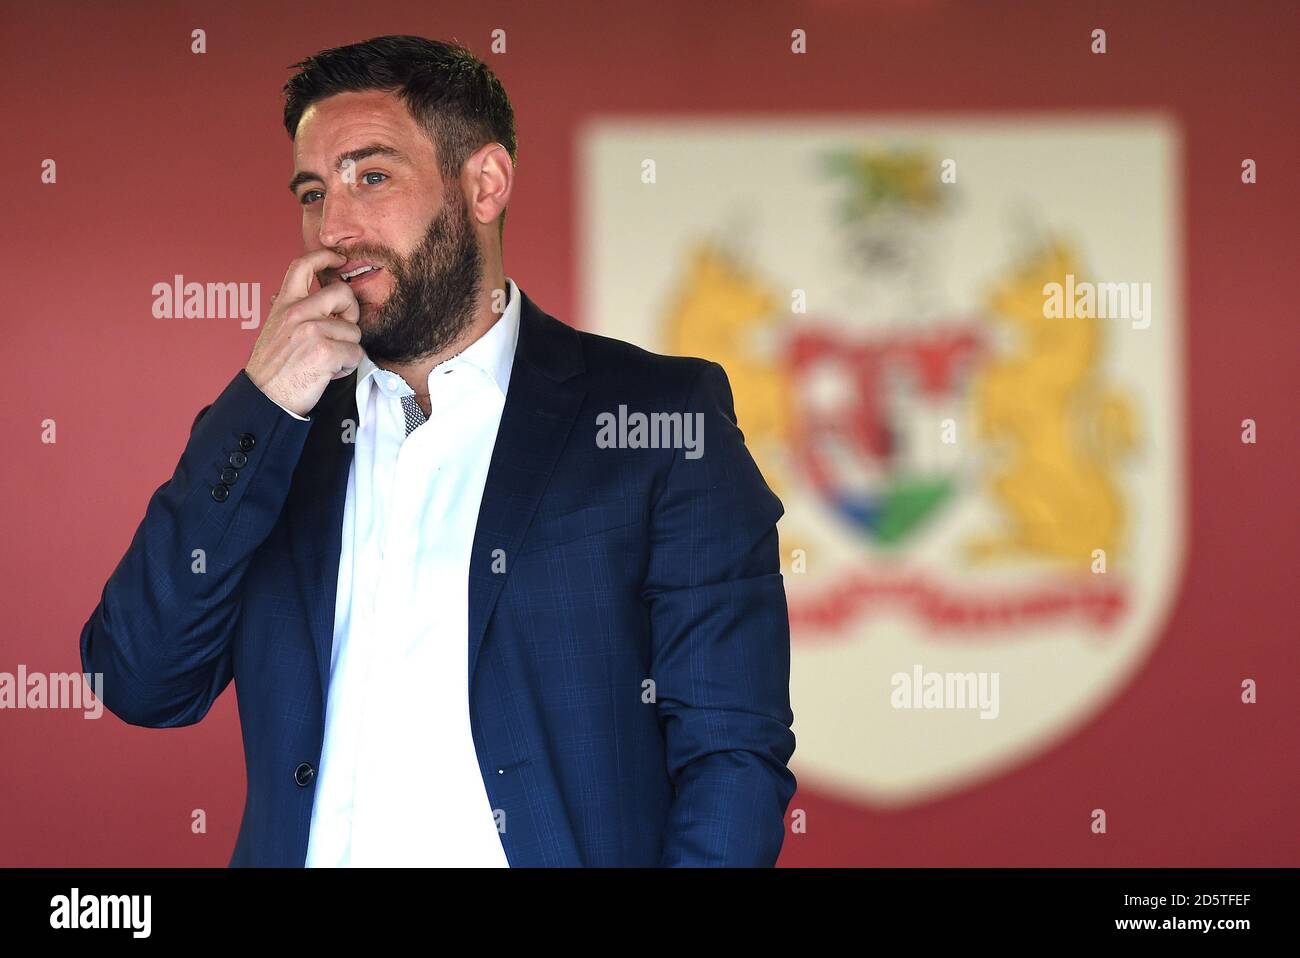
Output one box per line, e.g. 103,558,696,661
349,189,483,365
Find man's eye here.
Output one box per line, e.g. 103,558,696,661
300,190,323,206
362,172,388,186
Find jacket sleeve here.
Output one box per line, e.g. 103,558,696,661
641,360,797,866
79,369,312,728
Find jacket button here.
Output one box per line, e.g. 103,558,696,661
220,466,240,484
210,483,230,503
293,762,315,787
228,450,248,468
238,433,256,452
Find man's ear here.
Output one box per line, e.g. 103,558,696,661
469,141,513,228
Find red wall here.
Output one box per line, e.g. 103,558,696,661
1,0,1295,865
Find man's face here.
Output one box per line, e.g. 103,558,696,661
290,90,482,364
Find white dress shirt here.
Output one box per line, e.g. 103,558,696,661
292,277,521,867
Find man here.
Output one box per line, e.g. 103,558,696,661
80,35,796,867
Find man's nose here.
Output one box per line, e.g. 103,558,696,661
317,191,363,249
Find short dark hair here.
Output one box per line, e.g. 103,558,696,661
282,35,517,234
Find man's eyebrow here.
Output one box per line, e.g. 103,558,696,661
288,144,407,195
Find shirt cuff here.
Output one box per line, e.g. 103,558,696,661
268,396,310,422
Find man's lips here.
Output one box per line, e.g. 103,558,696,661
337,261,385,284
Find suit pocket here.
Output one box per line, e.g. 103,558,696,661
518,496,640,555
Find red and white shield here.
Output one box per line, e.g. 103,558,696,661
583,117,1184,807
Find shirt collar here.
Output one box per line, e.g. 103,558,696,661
451,275,520,397
354,276,522,420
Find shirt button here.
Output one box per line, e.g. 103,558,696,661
385,378,397,391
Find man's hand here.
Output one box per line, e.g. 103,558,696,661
244,249,363,417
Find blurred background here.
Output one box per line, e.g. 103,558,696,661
1,0,1295,866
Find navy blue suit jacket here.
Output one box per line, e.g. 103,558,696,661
80,287,797,866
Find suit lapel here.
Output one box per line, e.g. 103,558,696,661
288,287,586,702
287,371,358,700
467,290,586,686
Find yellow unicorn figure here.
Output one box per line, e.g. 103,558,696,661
967,240,1137,566
662,243,792,499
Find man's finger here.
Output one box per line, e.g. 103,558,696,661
278,249,346,305
293,280,361,327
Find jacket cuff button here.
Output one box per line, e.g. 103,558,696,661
210,483,231,503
